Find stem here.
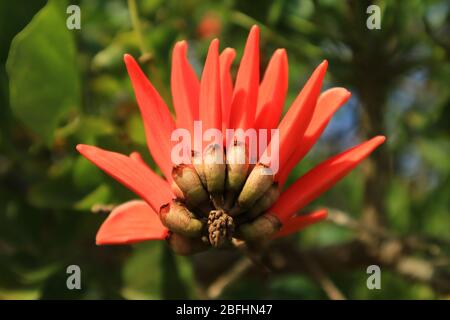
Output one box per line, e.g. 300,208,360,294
127,0,147,55
126,0,171,110
206,257,253,299
230,10,320,60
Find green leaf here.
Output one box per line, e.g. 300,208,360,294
28,178,81,209
73,155,106,190
74,184,112,210
417,138,450,173
161,246,189,299
0,0,46,135
126,112,147,146
122,242,163,299
386,179,410,233
6,0,80,142
0,288,41,300
270,274,321,299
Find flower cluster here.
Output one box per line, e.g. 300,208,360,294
77,25,385,255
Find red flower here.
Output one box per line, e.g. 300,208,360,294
197,12,222,39
77,26,385,251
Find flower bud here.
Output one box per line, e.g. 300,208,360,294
166,232,210,256
246,184,280,220
237,163,274,210
171,181,184,199
192,150,207,186
160,201,204,237
226,140,249,194
237,213,281,242
172,164,209,208
203,144,226,205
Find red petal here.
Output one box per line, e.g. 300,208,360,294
277,88,351,185
255,49,288,130
171,41,200,134
229,25,260,130
273,209,327,238
271,136,386,222
261,61,328,169
96,200,169,245
199,39,222,131
124,54,176,180
129,151,146,166
220,48,236,132
76,144,173,212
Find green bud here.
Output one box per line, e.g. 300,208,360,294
171,181,184,199
172,164,209,208
192,150,207,186
246,184,280,220
237,163,274,210
160,201,204,237
226,141,249,194
237,213,281,242
204,144,226,197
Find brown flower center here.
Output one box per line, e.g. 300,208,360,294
207,210,235,248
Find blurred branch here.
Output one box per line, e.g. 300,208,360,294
204,239,272,299
206,241,346,300
205,248,348,300
325,209,450,294
91,203,115,215
126,0,171,112
232,238,271,273
265,239,450,295
127,0,148,56
300,252,347,300
206,257,253,299
423,16,450,59
327,208,448,257
229,10,321,61
195,209,450,298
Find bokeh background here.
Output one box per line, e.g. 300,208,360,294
0,0,449,299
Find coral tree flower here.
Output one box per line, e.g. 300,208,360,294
77,25,385,255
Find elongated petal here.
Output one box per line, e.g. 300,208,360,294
261,61,328,169
277,88,351,185
129,151,171,183
96,200,169,245
255,49,288,130
171,41,200,133
199,39,221,131
124,54,176,180
273,209,327,238
271,136,386,222
129,151,146,166
229,25,259,130
220,48,236,132
77,144,173,212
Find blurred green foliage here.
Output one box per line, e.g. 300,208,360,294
0,0,448,299
7,0,80,143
